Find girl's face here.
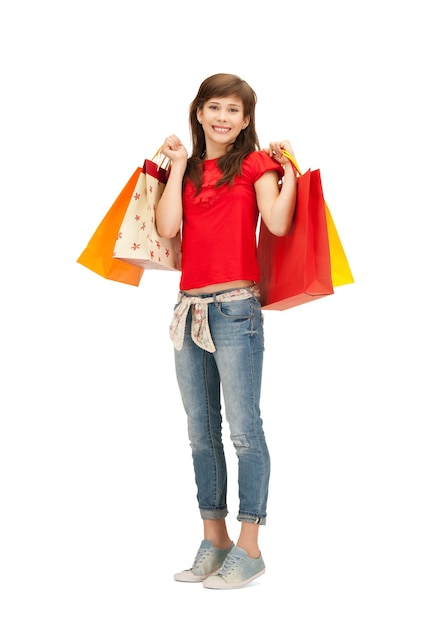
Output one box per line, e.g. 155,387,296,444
197,96,250,156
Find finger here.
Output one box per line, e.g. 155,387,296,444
269,143,281,158
164,135,181,150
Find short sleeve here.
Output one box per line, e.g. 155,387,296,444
242,150,284,183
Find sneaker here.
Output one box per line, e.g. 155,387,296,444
202,546,265,589
174,540,235,582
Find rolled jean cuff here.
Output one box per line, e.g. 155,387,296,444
237,513,267,525
200,507,228,520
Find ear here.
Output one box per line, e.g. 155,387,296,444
242,115,250,130
196,108,203,123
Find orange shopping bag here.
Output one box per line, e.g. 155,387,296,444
77,167,144,286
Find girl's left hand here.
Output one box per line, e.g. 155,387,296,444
264,140,295,166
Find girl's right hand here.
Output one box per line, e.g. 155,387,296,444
160,135,188,163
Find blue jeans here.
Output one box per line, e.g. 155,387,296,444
174,290,270,525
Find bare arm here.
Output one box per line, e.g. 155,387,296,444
256,140,298,237
156,135,188,239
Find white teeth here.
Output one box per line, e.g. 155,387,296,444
213,127,229,133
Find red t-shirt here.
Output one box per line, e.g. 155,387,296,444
180,150,283,290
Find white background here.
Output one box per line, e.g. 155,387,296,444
1,1,439,624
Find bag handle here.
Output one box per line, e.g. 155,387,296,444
281,149,302,176
152,147,170,171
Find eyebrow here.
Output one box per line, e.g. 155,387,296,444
207,100,242,108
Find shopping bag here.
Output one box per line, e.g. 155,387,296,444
77,167,144,286
257,150,353,310
258,165,332,310
113,154,182,271
324,202,354,288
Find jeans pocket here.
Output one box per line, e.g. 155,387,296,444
217,299,253,319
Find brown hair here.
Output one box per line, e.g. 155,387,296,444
185,73,260,193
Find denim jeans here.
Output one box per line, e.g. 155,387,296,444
174,290,270,525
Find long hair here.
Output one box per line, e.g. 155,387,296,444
185,73,260,193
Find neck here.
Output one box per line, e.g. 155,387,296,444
204,140,231,160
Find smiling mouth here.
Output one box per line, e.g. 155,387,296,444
212,126,230,133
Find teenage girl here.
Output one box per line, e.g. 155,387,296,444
156,73,297,589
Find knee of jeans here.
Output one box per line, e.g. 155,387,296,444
231,434,250,450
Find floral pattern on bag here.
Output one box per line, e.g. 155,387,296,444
113,159,182,271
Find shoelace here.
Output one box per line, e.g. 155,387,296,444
218,552,244,575
192,544,211,568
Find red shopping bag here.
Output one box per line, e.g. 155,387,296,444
77,167,144,286
257,166,333,310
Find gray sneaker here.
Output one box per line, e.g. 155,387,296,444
202,546,265,589
174,540,234,582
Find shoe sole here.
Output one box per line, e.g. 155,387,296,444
174,565,224,583
202,567,265,589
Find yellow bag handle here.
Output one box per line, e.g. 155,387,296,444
281,149,301,175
